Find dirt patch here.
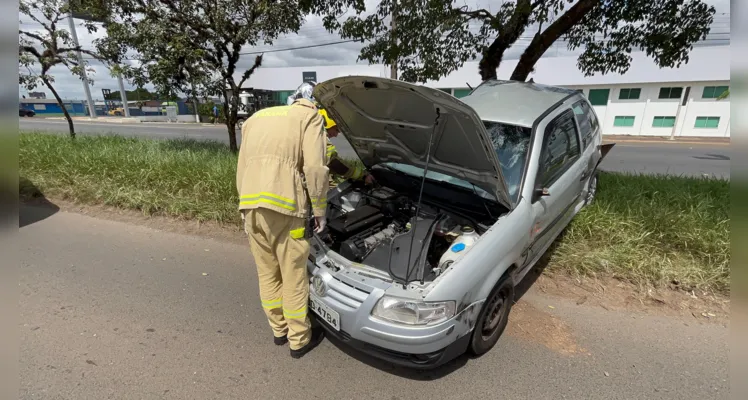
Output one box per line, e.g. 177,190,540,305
24,197,731,323
531,273,730,326
507,301,587,356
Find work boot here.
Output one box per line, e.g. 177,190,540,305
274,335,288,346
290,328,325,359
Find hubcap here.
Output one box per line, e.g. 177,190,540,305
481,287,509,340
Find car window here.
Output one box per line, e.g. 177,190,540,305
538,109,581,188
482,121,532,202
571,100,598,149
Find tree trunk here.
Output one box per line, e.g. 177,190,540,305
43,76,75,138
510,0,597,82
222,86,238,152
478,0,533,81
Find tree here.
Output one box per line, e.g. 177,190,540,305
98,0,310,152
311,0,716,83
18,0,109,137
716,89,729,100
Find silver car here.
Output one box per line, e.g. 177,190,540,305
306,77,614,368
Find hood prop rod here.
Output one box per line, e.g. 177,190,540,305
403,107,441,289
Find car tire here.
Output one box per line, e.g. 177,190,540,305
584,172,598,206
236,118,245,129
469,274,514,356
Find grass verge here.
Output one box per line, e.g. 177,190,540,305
20,132,729,294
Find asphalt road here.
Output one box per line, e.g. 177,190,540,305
20,204,729,400
20,118,731,179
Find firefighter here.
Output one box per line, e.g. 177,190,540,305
317,109,375,187
236,96,328,359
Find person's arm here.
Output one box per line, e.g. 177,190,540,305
236,118,250,196
301,112,329,218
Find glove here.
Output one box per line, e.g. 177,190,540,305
314,216,327,234
364,173,376,185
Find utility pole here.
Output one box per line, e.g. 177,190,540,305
116,73,131,117
390,0,397,80
66,2,97,119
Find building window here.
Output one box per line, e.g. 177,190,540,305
453,89,472,98
694,116,720,129
33,104,47,110
702,86,729,99
658,87,683,99
618,88,641,100
613,116,636,127
587,89,609,106
652,116,676,128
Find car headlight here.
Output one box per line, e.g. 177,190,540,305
371,296,456,326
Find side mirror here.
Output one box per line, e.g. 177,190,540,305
534,186,551,198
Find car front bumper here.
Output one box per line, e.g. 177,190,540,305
307,260,479,369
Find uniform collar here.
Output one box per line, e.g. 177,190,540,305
292,98,317,110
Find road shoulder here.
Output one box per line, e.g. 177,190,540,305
22,197,730,325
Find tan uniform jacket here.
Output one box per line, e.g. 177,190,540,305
236,99,329,218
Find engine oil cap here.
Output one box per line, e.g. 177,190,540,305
451,243,466,252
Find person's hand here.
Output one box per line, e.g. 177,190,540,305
314,216,327,233
364,173,376,185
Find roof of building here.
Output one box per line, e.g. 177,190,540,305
461,80,580,127
241,45,729,91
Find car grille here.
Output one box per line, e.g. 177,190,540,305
325,275,370,310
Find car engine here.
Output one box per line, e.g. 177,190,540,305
323,185,480,282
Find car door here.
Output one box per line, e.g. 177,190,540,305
527,108,586,261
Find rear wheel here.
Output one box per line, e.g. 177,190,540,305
584,173,598,206
469,274,514,356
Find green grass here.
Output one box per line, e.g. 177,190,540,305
20,132,730,293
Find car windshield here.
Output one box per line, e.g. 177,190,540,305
482,120,532,201
376,121,531,202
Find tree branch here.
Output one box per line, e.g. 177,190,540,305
237,54,263,88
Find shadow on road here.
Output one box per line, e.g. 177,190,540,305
316,229,570,380
19,177,59,228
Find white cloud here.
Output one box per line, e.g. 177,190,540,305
19,0,730,99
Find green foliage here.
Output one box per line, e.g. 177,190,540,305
19,0,113,136
97,0,313,151
309,0,716,83
19,132,730,293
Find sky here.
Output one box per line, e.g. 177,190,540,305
18,0,731,100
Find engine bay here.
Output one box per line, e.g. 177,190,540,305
321,184,486,283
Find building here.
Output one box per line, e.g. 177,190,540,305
241,45,730,138
19,98,88,116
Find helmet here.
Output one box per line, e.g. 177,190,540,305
287,81,317,105
318,109,336,129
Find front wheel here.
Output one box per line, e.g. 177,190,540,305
469,274,514,356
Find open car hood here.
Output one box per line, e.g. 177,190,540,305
313,77,512,209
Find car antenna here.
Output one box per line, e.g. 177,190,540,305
403,107,441,289
466,82,473,90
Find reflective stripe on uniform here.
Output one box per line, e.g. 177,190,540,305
253,107,290,118
239,192,297,211
310,196,327,208
349,165,365,180
261,298,283,309
283,306,307,319
289,227,305,239
326,143,337,160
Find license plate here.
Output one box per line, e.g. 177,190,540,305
309,295,340,331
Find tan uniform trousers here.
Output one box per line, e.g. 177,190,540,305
244,208,311,350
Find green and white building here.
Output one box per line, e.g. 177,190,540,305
240,45,730,138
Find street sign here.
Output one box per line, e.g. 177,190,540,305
302,71,317,83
